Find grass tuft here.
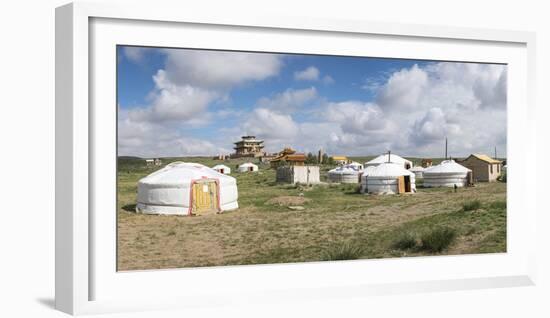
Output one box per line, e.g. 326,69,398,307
420,227,456,253
392,232,418,250
322,242,365,261
489,200,506,210
462,200,482,211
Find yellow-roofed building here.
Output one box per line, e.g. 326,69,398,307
459,154,503,182
331,156,350,165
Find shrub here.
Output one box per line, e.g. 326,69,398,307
462,200,482,211
322,242,364,261
420,227,456,253
392,232,418,250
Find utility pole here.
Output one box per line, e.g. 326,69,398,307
494,146,497,159
445,137,448,160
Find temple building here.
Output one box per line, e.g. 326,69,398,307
270,147,306,168
232,136,265,158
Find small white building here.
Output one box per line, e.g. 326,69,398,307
365,153,412,170
362,162,416,195
212,164,231,174
136,162,239,216
423,160,472,188
238,162,259,172
276,166,320,184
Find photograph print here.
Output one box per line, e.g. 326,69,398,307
117,45,507,271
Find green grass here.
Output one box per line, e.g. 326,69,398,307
392,232,418,250
420,227,457,253
462,200,482,211
322,242,365,261
116,156,507,270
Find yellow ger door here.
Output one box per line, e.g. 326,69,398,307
192,180,218,215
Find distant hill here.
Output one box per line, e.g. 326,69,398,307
118,156,142,160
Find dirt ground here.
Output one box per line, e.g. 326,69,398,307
117,158,506,271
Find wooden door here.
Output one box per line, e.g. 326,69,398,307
192,180,218,215
404,175,411,192
397,176,405,194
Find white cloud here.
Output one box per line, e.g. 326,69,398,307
128,70,216,123
294,66,320,81
123,47,148,63
118,48,285,157
244,108,299,141
376,64,429,111
322,75,335,84
257,87,318,112
311,62,507,157
162,49,283,89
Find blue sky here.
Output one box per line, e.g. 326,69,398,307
117,46,507,158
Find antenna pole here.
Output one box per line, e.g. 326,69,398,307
445,137,448,160
495,146,497,159
388,150,391,163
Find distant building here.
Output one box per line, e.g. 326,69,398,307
145,158,162,167
331,156,350,165
421,159,433,168
270,147,306,168
459,154,502,182
232,136,265,158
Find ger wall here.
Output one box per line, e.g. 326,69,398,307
276,166,320,184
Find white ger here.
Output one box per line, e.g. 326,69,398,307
238,162,259,172
423,160,472,187
212,164,231,174
136,162,238,216
328,165,363,183
362,162,416,194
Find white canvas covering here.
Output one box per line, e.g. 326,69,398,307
365,153,412,169
409,166,425,179
328,165,362,183
423,160,471,188
362,162,416,194
212,164,231,174
238,162,259,172
347,161,364,170
136,162,238,215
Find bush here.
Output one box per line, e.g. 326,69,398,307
322,242,364,261
498,171,507,182
392,232,418,250
420,227,456,253
462,200,482,211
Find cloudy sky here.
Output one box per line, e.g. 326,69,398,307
117,46,507,159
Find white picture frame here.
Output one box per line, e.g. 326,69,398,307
56,2,537,315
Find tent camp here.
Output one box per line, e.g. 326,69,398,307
328,165,363,183
365,153,412,170
238,162,259,172
212,164,231,174
361,162,416,194
423,160,472,187
409,166,425,179
136,162,239,216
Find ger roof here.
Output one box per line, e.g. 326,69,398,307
469,154,502,164
365,153,412,165
139,162,235,185
424,160,471,174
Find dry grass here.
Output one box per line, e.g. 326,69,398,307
117,157,507,271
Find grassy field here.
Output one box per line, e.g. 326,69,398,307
117,157,507,271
